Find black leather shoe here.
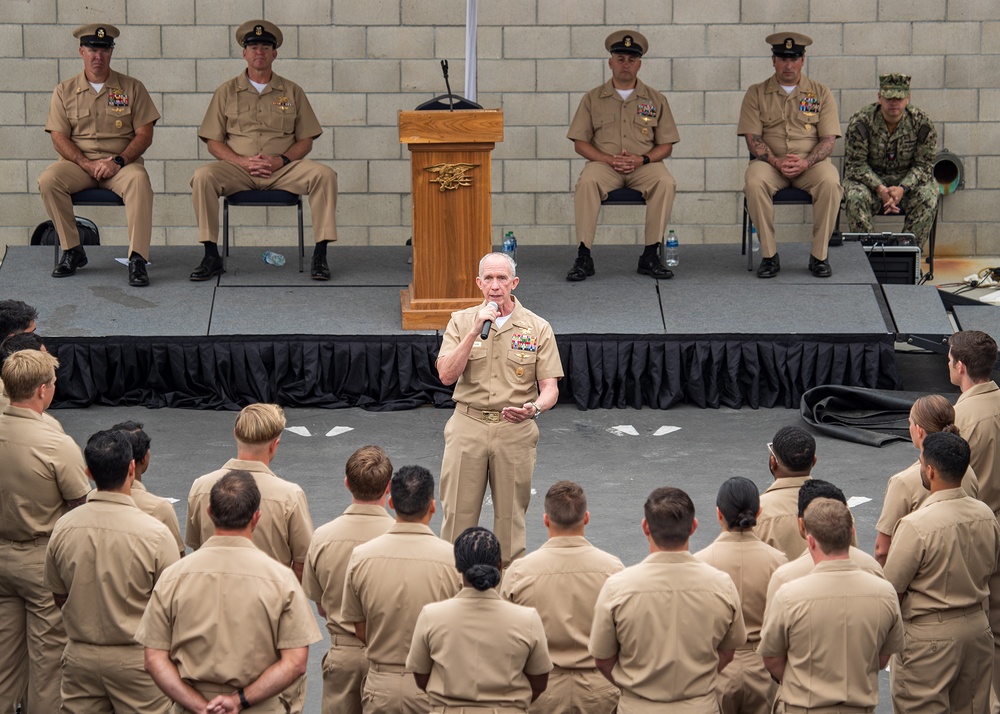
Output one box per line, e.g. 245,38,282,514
189,255,225,281
310,254,331,281
636,253,673,279
51,247,87,278
128,256,149,287
566,254,595,282
808,255,833,278
756,254,780,279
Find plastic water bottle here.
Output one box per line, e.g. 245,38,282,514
262,251,286,267
664,230,679,267
502,231,517,261
751,225,760,253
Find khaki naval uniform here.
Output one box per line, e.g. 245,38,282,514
44,491,179,713
766,546,884,604
567,79,680,248
876,460,979,539
192,71,337,245
302,504,395,714
341,523,462,714
500,536,624,714
438,298,563,566
754,476,811,560
590,551,747,713
737,75,843,260
407,588,553,712
0,405,90,713
694,531,788,714
40,69,160,258
759,560,905,712
87,480,185,556
884,488,1000,714
135,535,322,713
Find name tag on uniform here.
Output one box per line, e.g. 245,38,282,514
512,333,537,352
798,93,819,116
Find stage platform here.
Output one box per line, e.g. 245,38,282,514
0,241,962,411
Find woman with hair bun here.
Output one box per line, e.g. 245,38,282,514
406,527,553,711
874,394,980,565
694,477,787,714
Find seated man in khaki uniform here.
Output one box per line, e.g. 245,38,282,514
566,30,679,282
190,20,338,282
39,24,160,287
737,32,842,279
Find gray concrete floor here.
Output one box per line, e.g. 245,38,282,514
52,395,933,712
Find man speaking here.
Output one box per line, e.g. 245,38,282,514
436,253,563,566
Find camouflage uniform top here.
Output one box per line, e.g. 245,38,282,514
843,103,937,191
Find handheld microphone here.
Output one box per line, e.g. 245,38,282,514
480,302,498,340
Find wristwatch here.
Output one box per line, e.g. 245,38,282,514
641,155,650,165
112,155,126,168
238,688,251,709
530,402,541,419
280,154,291,167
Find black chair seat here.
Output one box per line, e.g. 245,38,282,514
71,188,124,206
603,188,646,205
225,190,301,207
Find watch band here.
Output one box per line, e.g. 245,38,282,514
238,688,251,709
113,155,126,168
642,154,650,165
530,402,541,419
280,154,291,167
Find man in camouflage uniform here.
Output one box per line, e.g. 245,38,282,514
843,74,939,248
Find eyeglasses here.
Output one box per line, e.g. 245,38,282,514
767,442,777,460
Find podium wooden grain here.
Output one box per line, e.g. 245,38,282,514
398,109,504,330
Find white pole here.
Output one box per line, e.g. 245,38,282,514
464,0,478,102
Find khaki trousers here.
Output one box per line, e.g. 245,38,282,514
438,409,539,566
574,161,676,248
321,636,368,714
0,538,67,714
362,664,430,714
717,647,775,714
37,159,154,259
62,640,170,714
743,159,842,261
892,608,992,714
529,668,618,714
618,690,718,713
190,160,338,244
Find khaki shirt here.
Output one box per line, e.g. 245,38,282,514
302,503,395,638
443,297,563,411
737,74,841,158
760,560,904,710
500,535,624,669
766,546,884,604
0,405,90,540
341,522,462,665
186,458,313,567
694,530,787,643
567,78,680,156
135,535,321,689
44,491,179,645
883,488,1000,619
876,460,979,536
198,71,323,157
954,381,1000,513
590,551,746,706
407,588,552,710
754,476,811,560
45,69,160,161
87,480,185,556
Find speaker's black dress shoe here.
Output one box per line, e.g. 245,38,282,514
51,247,87,278
808,255,832,278
189,255,225,281
566,254,595,282
757,254,780,279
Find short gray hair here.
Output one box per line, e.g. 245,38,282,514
478,252,516,278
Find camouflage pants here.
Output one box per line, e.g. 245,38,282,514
843,177,939,247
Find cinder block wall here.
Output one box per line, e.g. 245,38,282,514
1,1,997,256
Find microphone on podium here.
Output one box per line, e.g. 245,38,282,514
480,302,499,340
440,60,455,111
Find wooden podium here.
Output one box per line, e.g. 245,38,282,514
398,109,503,330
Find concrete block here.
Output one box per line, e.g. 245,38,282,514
435,26,502,60
366,226,409,246
0,0,55,23
911,89,978,123
126,0,193,24
879,0,945,21
22,25,78,58
976,227,1000,256
0,226,33,247
808,57,876,92
592,224,640,246
368,160,411,194
307,136,336,162
839,91,877,119
0,92,26,125
150,194,194,227
948,0,1000,20
52,0,125,25
538,0,603,25
401,0,465,25
533,193,572,225
844,23,911,56
504,26,570,59
334,0,400,25
490,159,502,192
947,56,1000,88
364,94,417,127
535,60,600,92
0,160,26,192
0,126,54,158
503,160,570,193
493,126,537,160
0,58,56,92
329,226,368,245
163,226,200,246
335,60,400,94
500,92,570,127
298,26,367,59
0,25,23,58
739,58,778,90
268,0,332,25
674,0,739,23
129,59,196,93
402,59,465,92
478,0,536,26
26,160,52,194
163,160,201,193
143,127,200,161
194,1,262,26
338,193,401,226
703,220,745,245
478,59,536,92
741,0,808,23
161,25,230,59
334,127,401,160
163,93,215,128
706,158,747,192
669,158,705,192
707,25,776,58
810,0,876,22
368,26,436,59
982,90,1000,123
139,159,165,194
535,127,577,160
511,225,570,246
671,192,739,225
912,22,980,55
876,55,944,89
630,59,671,91
941,190,1000,222
666,91,704,126
985,23,1000,54
672,58,739,92
703,91,747,126
491,192,535,226
673,125,741,159
934,222,976,256
791,24,844,55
